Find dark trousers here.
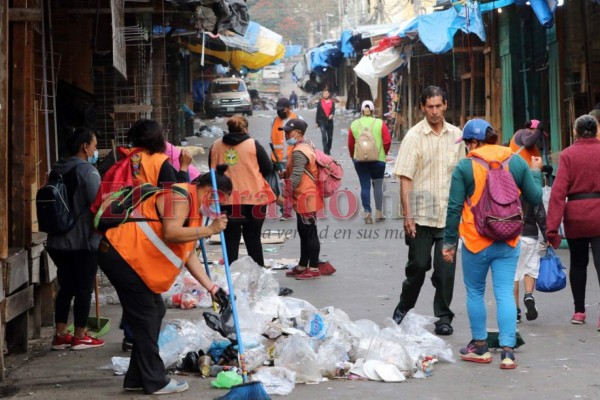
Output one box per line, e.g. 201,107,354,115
223,204,267,266
297,213,320,267
566,237,600,313
396,224,456,326
353,160,386,213
98,239,169,393
319,120,334,155
48,249,98,328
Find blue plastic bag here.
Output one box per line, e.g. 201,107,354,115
536,247,567,292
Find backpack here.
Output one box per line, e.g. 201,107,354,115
303,143,344,198
94,183,187,233
36,165,81,234
467,155,524,241
91,148,143,215
353,120,380,162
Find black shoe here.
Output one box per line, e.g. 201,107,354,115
434,323,453,336
122,338,133,352
517,308,522,324
392,307,407,325
524,292,538,321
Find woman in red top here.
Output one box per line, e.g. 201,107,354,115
316,89,335,155
546,115,600,328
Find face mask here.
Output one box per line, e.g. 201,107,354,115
286,137,297,146
88,149,99,164
277,110,288,119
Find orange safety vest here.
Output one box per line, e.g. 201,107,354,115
119,147,170,186
285,141,324,214
210,138,276,205
105,183,201,293
509,135,540,167
271,111,298,163
459,145,520,254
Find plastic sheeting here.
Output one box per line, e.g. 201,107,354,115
309,42,343,74
187,22,285,71
354,46,408,100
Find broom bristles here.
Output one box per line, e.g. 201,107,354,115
213,381,270,400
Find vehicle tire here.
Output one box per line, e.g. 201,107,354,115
246,110,253,117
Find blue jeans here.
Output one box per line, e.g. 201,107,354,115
462,241,520,348
353,160,385,213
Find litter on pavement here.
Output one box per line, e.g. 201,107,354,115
107,257,456,395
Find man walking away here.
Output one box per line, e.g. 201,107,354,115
392,86,464,336
316,89,335,155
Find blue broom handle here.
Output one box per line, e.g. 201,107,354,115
209,168,248,382
199,217,211,279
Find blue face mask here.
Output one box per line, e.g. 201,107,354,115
286,138,297,146
88,150,99,164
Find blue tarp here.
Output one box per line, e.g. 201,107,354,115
309,42,343,74
407,2,486,54
390,0,557,54
341,30,356,58
284,45,303,58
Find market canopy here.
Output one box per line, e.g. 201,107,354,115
186,22,285,71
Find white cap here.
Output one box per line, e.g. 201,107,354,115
361,100,375,111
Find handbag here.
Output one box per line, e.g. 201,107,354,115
535,247,567,292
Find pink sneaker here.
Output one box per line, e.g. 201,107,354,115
571,312,586,324
51,333,73,350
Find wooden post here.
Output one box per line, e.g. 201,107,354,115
11,0,35,249
0,0,9,260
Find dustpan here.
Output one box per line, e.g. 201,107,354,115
486,328,524,349
68,277,110,338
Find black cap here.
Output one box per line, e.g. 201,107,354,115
278,119,307,133
276,98,291,110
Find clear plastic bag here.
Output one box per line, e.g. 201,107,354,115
158,319,215,369
252,367,296,396
274,335,322,383
231,256,280,301
316,332,350,378
110,356,130,375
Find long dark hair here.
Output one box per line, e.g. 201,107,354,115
65,127,95,156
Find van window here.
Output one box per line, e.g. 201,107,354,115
211,81,247,93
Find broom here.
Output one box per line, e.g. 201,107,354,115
210,168,270,400
199,217,218,311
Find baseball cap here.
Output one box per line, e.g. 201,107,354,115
455,119,492,143
278,118,308,133
361,100,375,111
276,98,291,110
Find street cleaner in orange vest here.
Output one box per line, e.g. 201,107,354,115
271,97,299,220
97,166,232,395
276,119,325,280
442,119,543,370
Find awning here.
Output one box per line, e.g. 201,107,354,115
186,22,285,71
308,42,343,74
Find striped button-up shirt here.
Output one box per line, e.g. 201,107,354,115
394,118,464,228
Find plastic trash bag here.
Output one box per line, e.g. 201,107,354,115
274,335,322,383
253,367,296,395
158,319,214,368
316,332,350,378
111,356,130,375
355,336,414,375
231,256,280,301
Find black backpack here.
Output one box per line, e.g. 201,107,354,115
36,165,80,234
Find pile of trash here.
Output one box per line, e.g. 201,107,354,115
112,257,455,395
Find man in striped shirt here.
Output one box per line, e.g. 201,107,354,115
392,86,464,336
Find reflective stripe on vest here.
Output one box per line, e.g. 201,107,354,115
136,221,185,271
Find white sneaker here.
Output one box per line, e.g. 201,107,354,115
152,379,189,395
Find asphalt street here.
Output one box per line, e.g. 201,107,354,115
3,109,599,400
